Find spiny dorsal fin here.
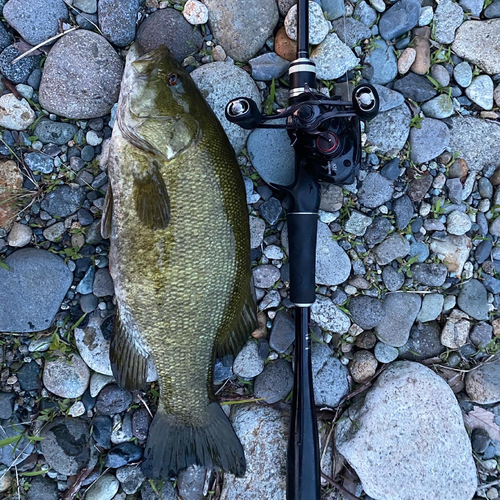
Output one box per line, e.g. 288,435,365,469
101,183,113,239
215,285,258,359
133,161,170,230
110,309,150,391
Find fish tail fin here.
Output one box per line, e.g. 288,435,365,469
141,402,245,479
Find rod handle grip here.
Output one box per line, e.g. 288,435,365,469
287,213,318,305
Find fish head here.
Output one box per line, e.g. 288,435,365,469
118,44,201,161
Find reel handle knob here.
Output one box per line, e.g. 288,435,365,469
352,84,380,121
225,97,262,130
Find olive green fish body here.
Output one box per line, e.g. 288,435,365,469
104,45,256,477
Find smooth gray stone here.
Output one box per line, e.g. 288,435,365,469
0,248,73,333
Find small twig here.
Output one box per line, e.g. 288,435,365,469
15,466,20,500
321,472,360,500
214,378,229,396
341,364,387,404
1,77,22,99
137,392,153,419
11,27,79,64
61,0,103,34
63,467,94,500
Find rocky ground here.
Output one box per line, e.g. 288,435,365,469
0,0,499,498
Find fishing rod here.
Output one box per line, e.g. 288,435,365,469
226,1,380,497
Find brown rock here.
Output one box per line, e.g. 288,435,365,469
492,318,500,338
350,350,378,383
355,331,377,349
0,160,23,230
490,166,500,186
448,158,468,179
252,311,268,339
407,173,433,202
410,27,431,76
274,26,297,62
398,47,416,75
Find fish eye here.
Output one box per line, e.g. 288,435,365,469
168,73,179,86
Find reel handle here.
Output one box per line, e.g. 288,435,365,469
225,97,262,130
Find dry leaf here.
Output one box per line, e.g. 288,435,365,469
463,405,500,441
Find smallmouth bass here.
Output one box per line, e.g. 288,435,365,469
102,44,257,478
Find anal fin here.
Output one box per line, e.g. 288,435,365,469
110,309,149,391
133,161,170,230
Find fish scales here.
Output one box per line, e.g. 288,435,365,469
104,44,257,478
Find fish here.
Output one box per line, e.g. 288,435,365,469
101,43,257,479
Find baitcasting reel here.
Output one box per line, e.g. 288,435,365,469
225,84,379,186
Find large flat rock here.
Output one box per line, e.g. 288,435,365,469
0,248,73,332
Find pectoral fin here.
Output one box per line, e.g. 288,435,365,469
133,161,171,230
110,309,150,391
101,183,113,239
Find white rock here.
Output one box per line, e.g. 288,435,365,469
311,294,351,333
466,74,494,110
183,0,209,25
264,244,284,260
43,353,90,398
335,361,477,500
370,0,386,12
441,309,471,348
316,221,351,286
310,33,359,80
67,401,85,417
90,372,115,397
85,473,119,500
285,1,330,45
0,94,36,131
446,210,472,235
233,341,264,379
86,130,103,146
15,84,33,100
220,405,288,500
249,215,266,249
75,314,113,375
7,223,32,247
418,5,433,26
